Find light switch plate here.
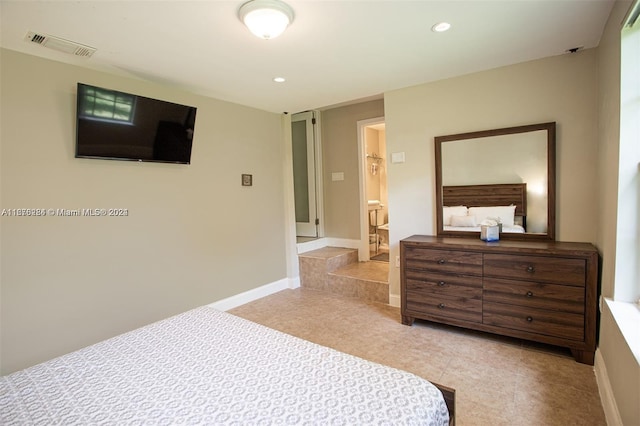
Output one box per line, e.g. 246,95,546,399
331,172,345,181
391,152,405,164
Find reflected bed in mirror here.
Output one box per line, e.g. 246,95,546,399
435,122,556,241
443,183,527,233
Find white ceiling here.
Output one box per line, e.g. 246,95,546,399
0,0,615,114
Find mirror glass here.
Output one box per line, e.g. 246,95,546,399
435,122,556,240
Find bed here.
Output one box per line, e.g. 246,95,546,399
442,183,527,233
0,306,453,425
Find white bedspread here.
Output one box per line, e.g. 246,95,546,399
1,307,449,425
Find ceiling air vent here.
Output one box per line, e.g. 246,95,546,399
25,31,96,57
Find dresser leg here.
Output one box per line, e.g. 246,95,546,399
570,349,595,365
402,315,414,326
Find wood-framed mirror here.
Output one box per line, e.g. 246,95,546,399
435,122,556,241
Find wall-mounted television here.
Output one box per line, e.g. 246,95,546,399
75,83,197,164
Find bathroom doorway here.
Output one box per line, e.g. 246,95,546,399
357,117,388,262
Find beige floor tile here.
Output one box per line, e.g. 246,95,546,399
455,399,515,426
517,344,599,394
513,377,606,425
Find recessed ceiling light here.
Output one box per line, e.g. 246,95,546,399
273,77,286,83
432,22,451,33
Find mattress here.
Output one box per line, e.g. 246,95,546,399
0,306,449,425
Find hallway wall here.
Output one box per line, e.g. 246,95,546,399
321,100,385,239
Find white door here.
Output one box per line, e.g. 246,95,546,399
292,111,318,237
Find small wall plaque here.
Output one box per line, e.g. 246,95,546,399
241,174,253,186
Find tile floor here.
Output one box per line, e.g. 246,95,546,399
229,288,606,426
370,247,390,262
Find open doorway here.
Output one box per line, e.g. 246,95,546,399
357,117,388,262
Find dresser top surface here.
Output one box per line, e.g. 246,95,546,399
401,235,598,256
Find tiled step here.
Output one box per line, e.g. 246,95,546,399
298,247,358,291
298,246,389,304
328,262,389,304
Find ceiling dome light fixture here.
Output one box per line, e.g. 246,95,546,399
239,0,294,40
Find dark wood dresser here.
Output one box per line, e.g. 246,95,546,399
400,235,599,364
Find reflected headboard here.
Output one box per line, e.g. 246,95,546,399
443,183,527,228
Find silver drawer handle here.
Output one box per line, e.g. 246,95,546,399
438,303,446,309
526,316,533,322
526,291,533,298
526,265,535,273
438,281,446,287
437,259,446,265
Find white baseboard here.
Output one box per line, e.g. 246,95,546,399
595,349,623,426
296,237,329,254
325,238,361,249
289,276,301,289
321,238,365,261
296,238,363,254
296,237,364,259
208,277,298,312
389,294,400,308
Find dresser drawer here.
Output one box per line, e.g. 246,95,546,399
483,278,584,314
404,247,482,276
405,270,482,289
483,302,584,341
484,254,586,286
406,290,482,323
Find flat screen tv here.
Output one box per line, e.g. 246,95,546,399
75,83,197,164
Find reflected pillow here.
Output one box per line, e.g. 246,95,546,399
443,205,468,226
450,215,477,227
468,205,516,227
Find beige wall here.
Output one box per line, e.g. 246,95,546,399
597,0,628,300
384,50,599,297
596,1,639,424
0,49,287,374
320,100,384,239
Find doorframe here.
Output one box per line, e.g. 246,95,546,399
313,111,325,239
291,111,325,239
356,116,385,261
